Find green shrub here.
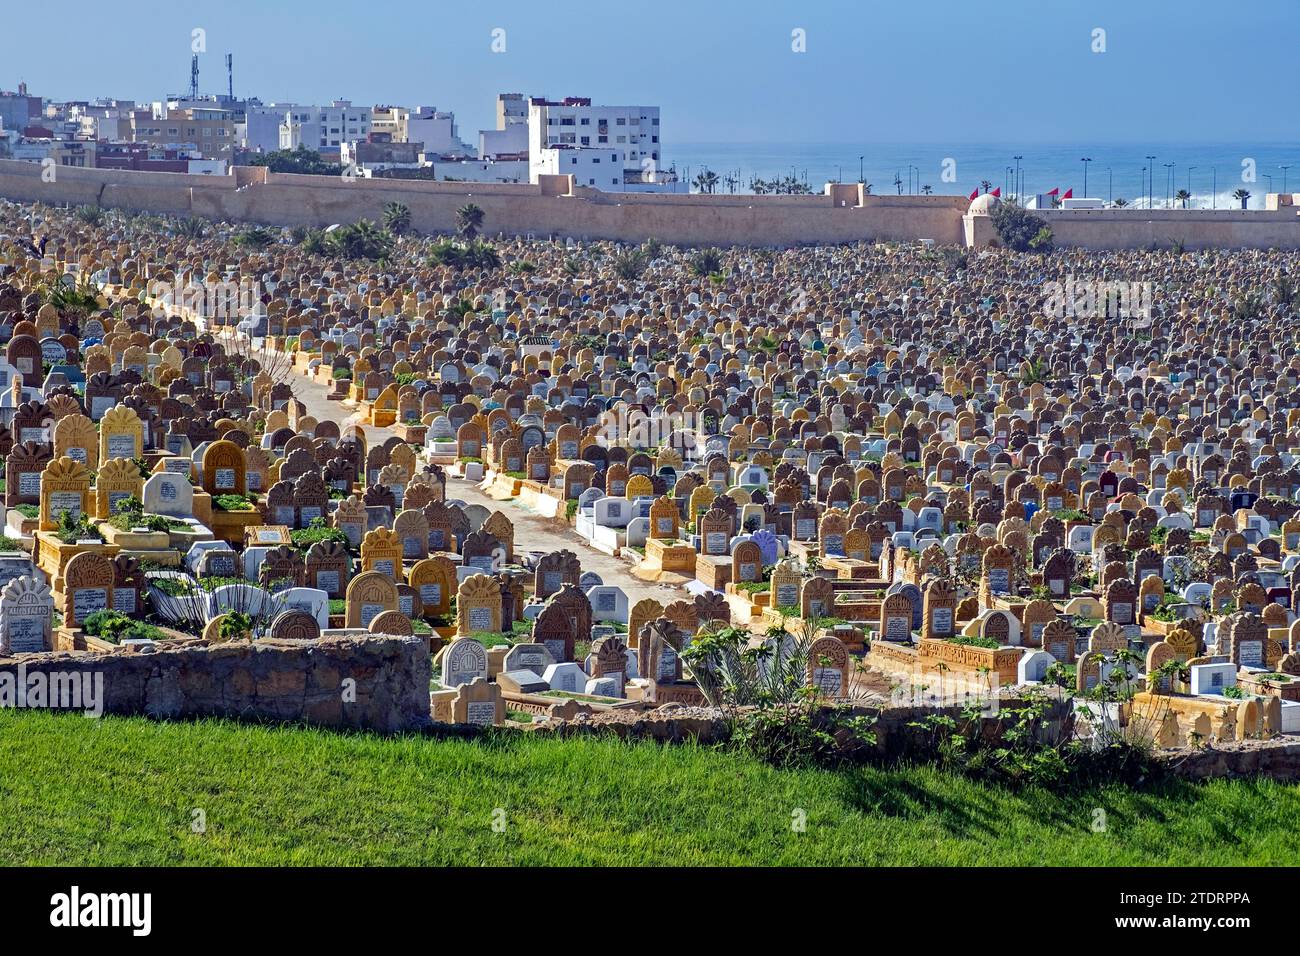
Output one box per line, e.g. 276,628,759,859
948,635,1001,649
55,510,103,544
219,611,254,641
290,516,349,550
213,494,257,512
82,610,161,643
106,495,188,532
991,203,1050,253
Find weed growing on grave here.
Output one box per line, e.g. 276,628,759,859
82,610,162,644
55,509,103,544
684,616,877,769
905,688,1157,790
290,516,349,550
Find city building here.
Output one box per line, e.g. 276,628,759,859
9,137,95,168
0,84,42,132
478,93,529,160
131,105,236,161
371,105,408,142
279,101,371,155
406,106,469,157
245,103,298,153
340,136,425,173
526,96,675,191
429,158,529,183
95,141,225,175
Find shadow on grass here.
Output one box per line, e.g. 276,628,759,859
830,757,1237,844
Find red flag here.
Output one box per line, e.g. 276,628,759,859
1046,187,1060,196
968,187,979,200
991,187,1001,197
1062,188,1073,199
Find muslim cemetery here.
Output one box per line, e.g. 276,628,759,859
1,195,1300,865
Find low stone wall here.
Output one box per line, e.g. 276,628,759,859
531,694,1076,758
1158,738,1300,781
0,635,432,732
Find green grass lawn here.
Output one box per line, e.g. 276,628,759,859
1,708,1297,866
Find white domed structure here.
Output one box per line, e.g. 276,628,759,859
967,193,1002,216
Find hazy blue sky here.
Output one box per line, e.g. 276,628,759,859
4,0,1295,144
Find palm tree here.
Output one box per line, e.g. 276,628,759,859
1175,189,1191,209
689,247,723,277
893,173,903,195
468,242,501,270
74,205,105,227
233,226,276,251
1233,188,1251,210
980,180,992,194
921,184,933,195
1112,197,1129,208
862,183,873,195
455,202,485,240
382,201,412,236
324,219,394,260
301,229,327,255
612,247,648,281
429,239,467,270
692,169,720,194
174,216,208,239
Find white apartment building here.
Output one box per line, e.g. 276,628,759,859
477,93,529,160
479,124,528,160
406,106,469,157
246,103,298,153
431,158,529,184
534,147,625,190
526,96,670,191
279,100,370,152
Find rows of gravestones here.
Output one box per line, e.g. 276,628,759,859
4,201,1300,740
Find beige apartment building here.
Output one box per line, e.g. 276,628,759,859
131,107,236,161
371,105,408,142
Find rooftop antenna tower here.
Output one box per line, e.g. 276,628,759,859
226,54,233,100
190,54,199,100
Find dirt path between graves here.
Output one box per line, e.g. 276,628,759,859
288,367,681,607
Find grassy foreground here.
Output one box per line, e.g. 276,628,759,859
0,709,1296,865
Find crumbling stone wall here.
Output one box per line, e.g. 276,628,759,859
0,635,431,732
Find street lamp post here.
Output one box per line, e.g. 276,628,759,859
1107,167,1112,203
1163,163,1174,207
1014,155,1022,201
858,155,863,183
1282,165,1292,194
1187,166,1196,207
1146,155,1156,210
1080,156,1092,197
